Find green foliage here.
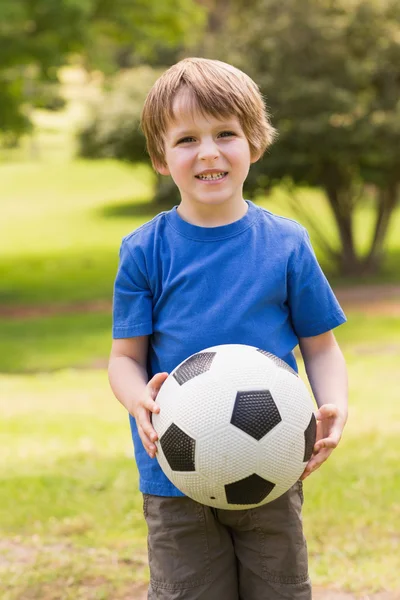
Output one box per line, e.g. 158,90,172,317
85,0,206,73
77,0,400,274
221,0,400,189
202,0,400,274
0,0,205,136
78,67,181,204
79,66,160,163
0,75,31,136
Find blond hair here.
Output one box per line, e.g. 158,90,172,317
141,57,277,168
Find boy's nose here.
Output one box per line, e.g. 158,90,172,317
198,140,220,161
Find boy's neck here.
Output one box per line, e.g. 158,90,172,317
177,198,248,228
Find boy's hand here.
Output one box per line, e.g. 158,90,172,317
301,403,345,480
134,372,169,459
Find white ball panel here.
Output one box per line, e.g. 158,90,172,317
207,345,278,389
268,370,315,430
164,470,226,508
258,422,306,484
197,428,258,484
171,374,236,439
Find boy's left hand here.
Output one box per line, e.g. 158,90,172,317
300,403,345,480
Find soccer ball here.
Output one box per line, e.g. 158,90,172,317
152,344,316,509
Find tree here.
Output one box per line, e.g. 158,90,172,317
0,0,205,137
202,0,400,275
78,65,181,205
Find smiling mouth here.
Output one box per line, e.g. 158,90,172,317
195,172,228,181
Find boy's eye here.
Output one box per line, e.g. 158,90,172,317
176,131,236,144
177,136,196,144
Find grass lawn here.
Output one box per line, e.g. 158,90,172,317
0,160,154,306
1,324,400,598
1,155,400,598
2,159,400,309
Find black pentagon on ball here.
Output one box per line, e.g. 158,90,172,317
225,474,275,505
257,349,298,377
160,423,196,471
173,352,216,386
303,413,317,462
231,390,282,440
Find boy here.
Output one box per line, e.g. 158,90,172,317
109,57,348,599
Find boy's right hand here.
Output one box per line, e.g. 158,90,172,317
134,372,169,459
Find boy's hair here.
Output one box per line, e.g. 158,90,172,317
141,57,277,169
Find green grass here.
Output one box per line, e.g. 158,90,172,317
0,160,155,306
2,159,400,309
0,312,111,373
0,373,149,600
1,332,400,597
1,306,399,375
1,132,400,596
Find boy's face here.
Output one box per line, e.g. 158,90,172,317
157,90,258,218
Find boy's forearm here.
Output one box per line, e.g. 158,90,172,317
301,339,348,426
108,355,149,416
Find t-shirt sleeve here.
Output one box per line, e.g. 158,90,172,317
287,228,346,338
112,239,153,339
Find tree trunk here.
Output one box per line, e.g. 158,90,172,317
323,184,360,276
154,174,180,207
364,184,399,272
324,181,399,276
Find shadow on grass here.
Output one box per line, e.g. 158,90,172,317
0,312,111,374
99,197,174,220
0,248,118,307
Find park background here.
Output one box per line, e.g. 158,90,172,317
1,1,399,598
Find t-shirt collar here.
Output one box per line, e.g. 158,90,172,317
166,200,259,241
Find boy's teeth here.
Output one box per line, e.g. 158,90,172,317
197,172,226,180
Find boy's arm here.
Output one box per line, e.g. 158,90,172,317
108,336,168,458
298,330,348,480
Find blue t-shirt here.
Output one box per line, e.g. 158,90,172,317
112,200,346,496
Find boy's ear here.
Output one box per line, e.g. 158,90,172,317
154,162,170,176
250,150,262,164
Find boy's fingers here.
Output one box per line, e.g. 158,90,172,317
137,423,157,457
137,408,159,443
148,372,169,397
301,448,332,479
315,403,339,420
145,372,169,414
314,425,342,451
143,394,160,413
314,435,339,452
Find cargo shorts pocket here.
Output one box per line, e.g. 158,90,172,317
143,495,212,591
253,481,309,585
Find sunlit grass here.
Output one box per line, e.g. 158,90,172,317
1,109,400,597
2,159,400,310
0,159,153,256
1,334,399,596
0,159,155,306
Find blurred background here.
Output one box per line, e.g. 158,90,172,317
1,1,399,598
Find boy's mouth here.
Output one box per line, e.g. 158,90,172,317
195,171,228,181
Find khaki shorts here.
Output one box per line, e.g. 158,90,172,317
143,481,311,599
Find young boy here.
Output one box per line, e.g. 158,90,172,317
109,57,348,600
